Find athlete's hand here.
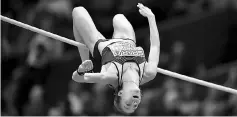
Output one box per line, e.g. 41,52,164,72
78,60,93,73
137,3,154,18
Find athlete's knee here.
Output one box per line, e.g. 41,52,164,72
72,6,87,18
113,14,126,20
113,14,131,30
113,14,126,24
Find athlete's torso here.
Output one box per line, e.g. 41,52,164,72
96,38,147,87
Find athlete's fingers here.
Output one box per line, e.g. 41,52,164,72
139,9,143,14
138,3,145,9
137,3,143,9
139,3,145,8
138,3,143,7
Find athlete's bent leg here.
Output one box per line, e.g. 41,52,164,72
72,6,105,55
112,14,136,43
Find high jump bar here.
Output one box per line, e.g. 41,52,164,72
1,15,237,95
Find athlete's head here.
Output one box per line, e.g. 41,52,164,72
114,67,141,115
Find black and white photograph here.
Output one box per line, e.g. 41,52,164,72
1,0,237,116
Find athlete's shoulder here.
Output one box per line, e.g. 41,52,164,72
101,63,119,82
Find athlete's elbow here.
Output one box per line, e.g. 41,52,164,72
146,70,157,79
145,64,157,79
144,70,156,79
98,73,110,84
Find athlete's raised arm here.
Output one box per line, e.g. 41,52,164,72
138,3,160,83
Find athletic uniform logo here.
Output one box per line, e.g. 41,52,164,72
107,41,145,57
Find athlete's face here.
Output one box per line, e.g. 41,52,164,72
118,89,141,113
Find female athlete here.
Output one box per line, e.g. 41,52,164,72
72,3,160,114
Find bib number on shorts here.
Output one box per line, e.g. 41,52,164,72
108,42,145,57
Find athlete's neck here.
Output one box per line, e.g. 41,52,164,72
122,81,140,91
121,64,140,90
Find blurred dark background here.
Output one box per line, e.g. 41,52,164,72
1,0,237,116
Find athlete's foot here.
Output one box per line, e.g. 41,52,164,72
78,60,93,73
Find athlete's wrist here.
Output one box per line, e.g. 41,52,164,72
77,68,94,76
77,69,85,76
147,15,155,21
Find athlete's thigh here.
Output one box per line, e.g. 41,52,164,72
72,6,106,54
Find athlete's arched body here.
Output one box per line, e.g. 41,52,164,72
72,3,160,114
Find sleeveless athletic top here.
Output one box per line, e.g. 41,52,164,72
101,39,147,87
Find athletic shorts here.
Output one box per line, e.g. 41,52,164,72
89,39,107,72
